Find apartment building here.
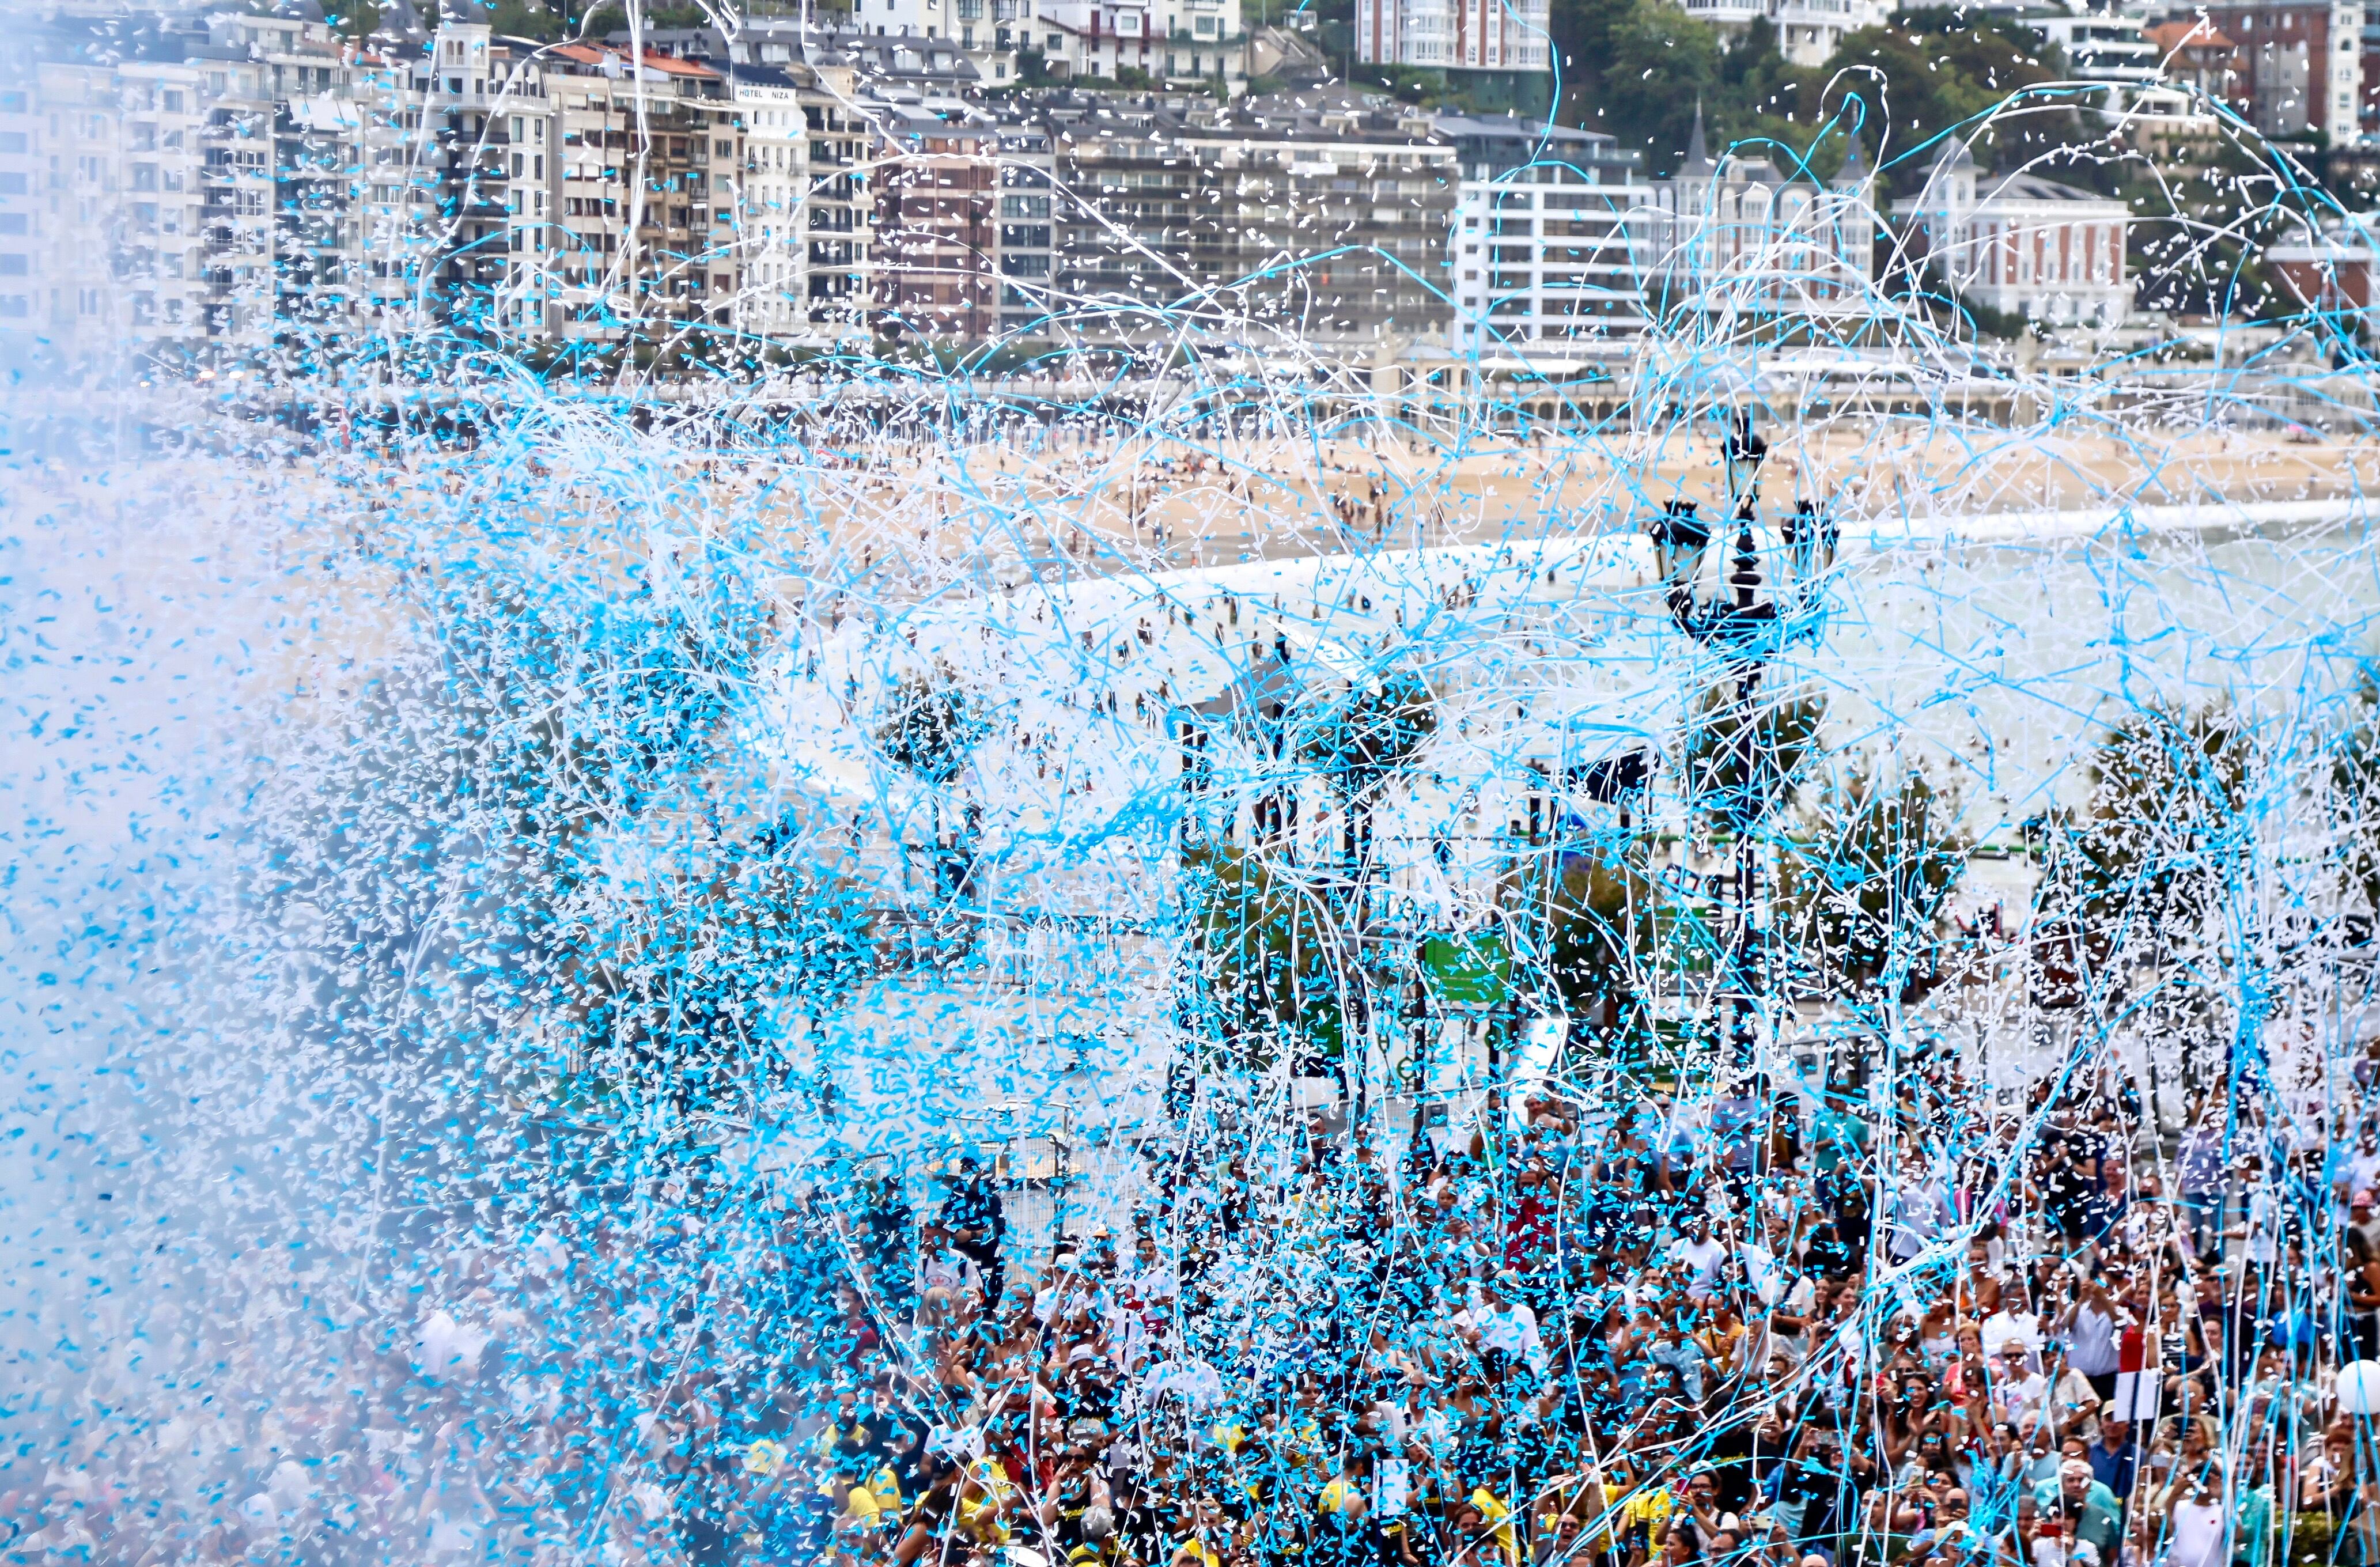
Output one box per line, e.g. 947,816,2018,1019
872,108,997,338
994,120,1059,338
548,43,740,341
802,85,873,329
1439,115,1653,357
2194,0,2366,143
1649,109,1876,325
729,64,815,338
634,21,990,97
1035,0,1247,90
0,13,216,363
1355,0,1551,88
41,54,212,351
393,1,564,338
0,69,32,337
190,8,366,340
1039,91,1456,350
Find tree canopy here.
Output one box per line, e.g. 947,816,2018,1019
1552,1,2105,192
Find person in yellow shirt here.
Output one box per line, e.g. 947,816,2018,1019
1466,1485,1520,1567
1314,1455,1376,1567
1622,1473,1681,1567
953,1455,1017,1550
1574,1462,1629,1562
1170,1494,1228,1567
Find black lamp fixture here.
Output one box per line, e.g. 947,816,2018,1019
1648,408,1836,652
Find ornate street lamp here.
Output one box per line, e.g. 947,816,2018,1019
1650,411,1836,650
1644,407,1841,1069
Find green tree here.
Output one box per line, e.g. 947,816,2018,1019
1777,763,1970,1001
1536,838,1675,1026
1187,845,1357,1067
2331,675,2380,932
493,0,565,37
1683,683,1826,831
2029,702,2252,1006
875,664,985,790
1814,10,2112,195
1301,672,1439,805
1599,0,1724,171
327,0,383,36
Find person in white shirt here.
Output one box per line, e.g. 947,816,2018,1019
1993,1354,2049,1428
1455,1271,1548,1377
2057,1274,2123,1400
1983,1295,2044,1370
1114,1234,1178,1318
916,1223,983,1305
1672,1213,1730,1300
1739,1214,1790,1308
2163,1477,2225,1567
1887,1158,1955,1264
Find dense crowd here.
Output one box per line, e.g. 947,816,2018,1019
663,1043,2376,1567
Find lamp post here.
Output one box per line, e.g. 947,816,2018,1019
1646,407,1837,1069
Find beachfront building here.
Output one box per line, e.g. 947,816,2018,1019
1892,138,2132,327
872,109,998,340
2193,0,2366,143
547,41,740,342
1437,115,1655,358
1648,109,1877,327
1033,90,1456,352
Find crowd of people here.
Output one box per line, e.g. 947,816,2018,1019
678,1046,2380,1567
7,1016,2370,1567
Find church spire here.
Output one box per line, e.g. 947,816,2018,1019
1833,122,1868,188
1683,100,1713,175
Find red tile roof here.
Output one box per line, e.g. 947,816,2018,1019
547,41,722,77
2146,18,2236,52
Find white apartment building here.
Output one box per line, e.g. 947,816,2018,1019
5,48,211,364
1440,116,1655,355
192,9,370,340
1677,0,1888,66
0,76,32,338
729,65,814,338
402,1,563,338
1356,0,1550,71
1033,0,1243,85
184,34,278,345
1892,138,2131,326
